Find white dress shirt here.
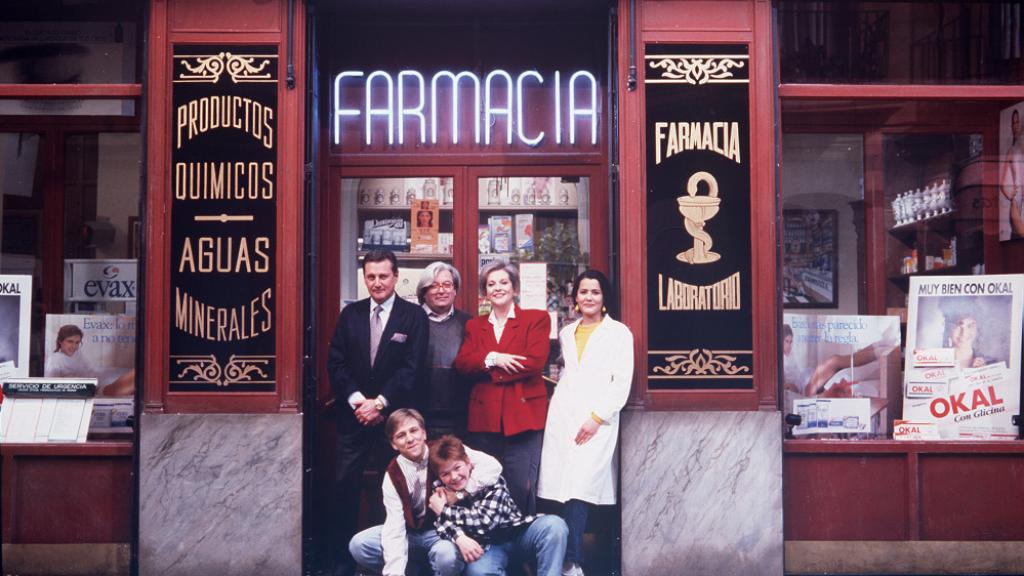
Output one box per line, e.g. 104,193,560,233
487,306,515,343
348,293,397,409
380,446,502,576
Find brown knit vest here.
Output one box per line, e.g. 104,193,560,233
385,458,437,529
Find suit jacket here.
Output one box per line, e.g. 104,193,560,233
453,307,551,436
327,295,429,431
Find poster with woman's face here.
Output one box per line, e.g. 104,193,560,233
999,102,1024,241
903,275,1023,439
912,295,1012,368
44,314,136,397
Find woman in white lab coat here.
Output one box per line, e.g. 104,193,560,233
537,269,634,576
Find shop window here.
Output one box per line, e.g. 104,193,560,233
777,1,1024,85
0,119,141,438
779,98,1019,440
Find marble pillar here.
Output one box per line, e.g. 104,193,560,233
620,410,782,576
139,413,302,576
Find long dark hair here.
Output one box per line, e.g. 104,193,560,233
572,269,615,318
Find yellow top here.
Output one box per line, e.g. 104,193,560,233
574,321,601,361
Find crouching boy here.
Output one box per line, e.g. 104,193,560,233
349,410,502,576
428,435,568,576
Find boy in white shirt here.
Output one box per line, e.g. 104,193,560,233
349,409,501,576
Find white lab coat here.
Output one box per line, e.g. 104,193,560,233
537,316,634,505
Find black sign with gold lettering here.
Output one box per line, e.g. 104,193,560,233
169,45,277,392
644,44,753,389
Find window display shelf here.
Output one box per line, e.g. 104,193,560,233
886,263,975,283
356,250,452,261
887,211,955,243
479,206,579,213
358,206,453,212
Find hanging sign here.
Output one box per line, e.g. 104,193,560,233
644,44,754,389
168,45,277,392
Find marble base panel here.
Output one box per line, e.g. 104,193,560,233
620,411,783,576
139,413,302,576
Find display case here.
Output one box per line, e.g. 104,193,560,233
883,133,985,320
338,176,456,304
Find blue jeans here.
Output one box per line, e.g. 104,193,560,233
465,515,568,576
563,499,589,565
349,524,464,576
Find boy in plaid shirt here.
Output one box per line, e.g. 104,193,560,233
427,435,567,576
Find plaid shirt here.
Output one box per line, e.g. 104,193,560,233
433,476,534,543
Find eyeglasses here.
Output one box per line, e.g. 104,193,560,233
429,281,455,292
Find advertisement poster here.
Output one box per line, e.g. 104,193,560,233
902,275,1023,439
998,101,1024,241
644,44,753,389
169,45,277,392
0,275,32,385
44,314,135,397
783,313,902,435
410,199,439,253
64,259,137,302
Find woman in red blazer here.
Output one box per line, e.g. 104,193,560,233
454,259,551,515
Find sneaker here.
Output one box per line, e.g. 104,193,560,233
562,563,584,576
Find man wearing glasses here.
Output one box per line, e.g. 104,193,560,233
416,262,473,438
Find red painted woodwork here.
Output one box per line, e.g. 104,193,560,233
784,441,1024,542
1,442,133,544
620,0,777,411
145,0,305,413
0,85,142,98
919,455,1024,540
784,453,910,540
170,0,282,33
643,1,753,32
780,84,1024,101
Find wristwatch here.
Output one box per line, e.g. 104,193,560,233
373,397,385,411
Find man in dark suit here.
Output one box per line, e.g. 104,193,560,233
328,250,429,576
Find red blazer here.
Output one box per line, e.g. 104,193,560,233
454,307,551,436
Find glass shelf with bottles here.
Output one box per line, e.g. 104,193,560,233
349,176,455,258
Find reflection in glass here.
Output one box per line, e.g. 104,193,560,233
778,1,1024,84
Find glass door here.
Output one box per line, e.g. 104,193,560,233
469,166,607,380
334,170,464,309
